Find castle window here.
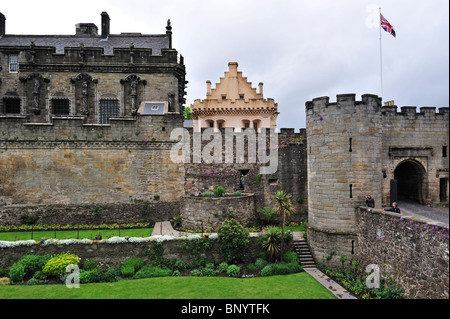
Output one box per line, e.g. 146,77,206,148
51,99,70,115
349,184,353,198
239,95,244,100
443,146,448,158
2,97,21,114
9,55,19,73
253,122,258,130
222,95,226,101
349,138,353,152
100,99,119,124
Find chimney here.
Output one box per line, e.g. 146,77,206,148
101,12,110,39
258,82,264,96
206,80,211,96
0,13,5,36
228,62,238,77
76,23,98,36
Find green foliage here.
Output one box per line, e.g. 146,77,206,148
172,270,181,277
201,267,217,277
272,190,295,258
258,207,278,225
282,251,299,264
183,106,192,120
26,278,40,286
122,258,145,272
173,215,182,228
9,263,25,282
0,267,5,277
260,226,281,261
42,252,79,278
203,192,212,197
80,268,119,284
254,258,268,269
180,236,213,267
218,262,229,273
17,254,51,277
19,214,39,225
121,265,136,278
232,191,242,196
255,174,262,186
260,262,301,277
226,264,240,277
134,265,171,279
213,186,226,197
82,259,98,271
147,242,164,266
32,271,47,281
217,219,249,263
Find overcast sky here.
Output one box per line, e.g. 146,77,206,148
2,0,449,129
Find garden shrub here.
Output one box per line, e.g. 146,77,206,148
80,268,118,284
17,254,51,277
246,263,257,272
26,278,40,286
121,265,136,278
173,260,189,272
134,265,171,279
218,262,229,273
0,267,5,277
42,252,79,278
261,262,301,277
9,263,25,282
82,259,98,271
282,251,299,264
122,257,144,272
260,226,281,261
254,258,268,269
32,271,47,281
190,269,201,276
213,186,226,197
0,277,11,285
202,192,212,197
172,270,181,276
201,267,217,277
217,219,249,263
226,265,240,277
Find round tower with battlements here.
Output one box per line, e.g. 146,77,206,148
305,94,383,266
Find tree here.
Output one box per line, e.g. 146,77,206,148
272,190,295,258
183,106,192,120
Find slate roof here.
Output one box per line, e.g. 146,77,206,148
0,34,170,55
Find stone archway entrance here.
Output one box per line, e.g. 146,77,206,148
394,160,426,204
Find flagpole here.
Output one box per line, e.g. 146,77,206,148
379,8,383,101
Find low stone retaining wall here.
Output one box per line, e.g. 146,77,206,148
0,202,180,226
0,233,282,270
181,194,256,230
355,207,449,299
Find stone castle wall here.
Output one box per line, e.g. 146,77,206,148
305,94,383,263
355,207,449,299
381,106,449,206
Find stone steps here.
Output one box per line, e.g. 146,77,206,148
294,238,316,269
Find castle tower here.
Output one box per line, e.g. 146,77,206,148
305,94,383,266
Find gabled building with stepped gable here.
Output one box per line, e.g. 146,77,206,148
190,62,278,132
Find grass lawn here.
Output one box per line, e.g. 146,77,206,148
0,228,153,241
0,273,336,299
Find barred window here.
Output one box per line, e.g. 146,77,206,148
9,55,19,73
100,99,119,124
52,99,70,115
3,97,21,114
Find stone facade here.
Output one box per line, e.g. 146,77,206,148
306,94,448,266
355,207,449,299
181,194,256,230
